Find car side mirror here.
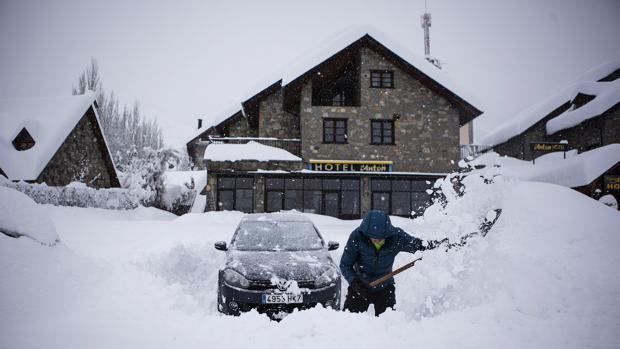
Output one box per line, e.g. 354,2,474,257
214,241,228,251
327,241,339,251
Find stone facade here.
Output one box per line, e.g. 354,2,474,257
37,106,119,188
300,48,461,172
494,102,620,160
258,89,300,139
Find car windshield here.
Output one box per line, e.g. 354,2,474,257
231,221,324,251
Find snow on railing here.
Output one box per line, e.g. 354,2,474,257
460,144,493,160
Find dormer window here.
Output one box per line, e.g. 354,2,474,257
370,70,394,88
12,127,35,151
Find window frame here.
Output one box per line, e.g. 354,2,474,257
323,118,348,144
370,70,394,88
216,176,254,213
370,119,395,145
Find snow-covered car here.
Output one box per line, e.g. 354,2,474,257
215,213,341,317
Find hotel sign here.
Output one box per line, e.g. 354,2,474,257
309,160,393,172
530,142,568,152
604,175,620,192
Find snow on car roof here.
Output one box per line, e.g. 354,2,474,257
480,60,620,146
204,141,301,162
240,212,313,223
0,92,98,180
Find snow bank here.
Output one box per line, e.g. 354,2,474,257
2,167,620,348
204,141,301,162
0,186,59,245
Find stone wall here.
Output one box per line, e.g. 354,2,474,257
300,47,461,173
37,107,117,188
258,89,300,139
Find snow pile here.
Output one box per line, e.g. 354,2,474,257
162,170,207,214
0,92,99,180
204,141,302,162
0,178,140,210
465,144,620,188
1,168,620,347
480,60,620,146
0,186,59,245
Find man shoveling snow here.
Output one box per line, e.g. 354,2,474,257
340,210,446,316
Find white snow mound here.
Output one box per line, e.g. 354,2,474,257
0,186,59,245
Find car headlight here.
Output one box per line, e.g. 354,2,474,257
223,269,250,289
315,267,339,288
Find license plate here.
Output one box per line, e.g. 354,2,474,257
261,294,303,304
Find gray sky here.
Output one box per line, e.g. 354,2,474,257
1,0,619,147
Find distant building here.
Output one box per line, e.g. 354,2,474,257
187,30,483,219
0,92,120,188
481,61,620,160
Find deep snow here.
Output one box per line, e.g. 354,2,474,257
1,169,619,348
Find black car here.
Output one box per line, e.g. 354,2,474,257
215,213,341,317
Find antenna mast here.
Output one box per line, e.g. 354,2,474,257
420,0,442,69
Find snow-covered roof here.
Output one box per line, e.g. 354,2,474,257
471,144,620,188
190,26,483,142
480,60,620,146
546,79,620,135
0,92,98,181
204,141,301,162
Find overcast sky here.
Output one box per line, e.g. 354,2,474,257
1,0,619,147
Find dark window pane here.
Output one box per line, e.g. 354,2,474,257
303,190,322,213
372,192,390,212
235,189,253,213
266,191,283,212
335,134,346,143
341,179,360,190
304,178,321,189
218,190,234,210
384,136,393,144
218,177,235,189
341,191,360,215
372,136,382,144
371,179,391,191
411,180,431,191
324,133,334,143
324,192,339,217
285,178,303,189
324,120,334,128
323,179,340,190
236,177,253,189
392,192,411,216
266,178,284,190
392,180,410,191
284,189,303,211
336,120,346,128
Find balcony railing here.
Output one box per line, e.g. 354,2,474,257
460,144,493,160
208,136,302,157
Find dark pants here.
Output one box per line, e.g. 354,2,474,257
343,284,396,316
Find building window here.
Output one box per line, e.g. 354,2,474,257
332,89,345,106
371,120,395,145
217,176,254,213
370,70,394,88
371,178,431,217
264,176,360,218
323,118,347,144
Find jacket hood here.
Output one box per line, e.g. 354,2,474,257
358,210,397,239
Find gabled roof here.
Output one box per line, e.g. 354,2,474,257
480,60,620,147
0,92,116,181
187,109,244,145
188,27,484,143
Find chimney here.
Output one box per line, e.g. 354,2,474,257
197,118,203,129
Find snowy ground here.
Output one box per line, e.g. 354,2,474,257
2,170,620,348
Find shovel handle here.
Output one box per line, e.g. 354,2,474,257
368,257,423,288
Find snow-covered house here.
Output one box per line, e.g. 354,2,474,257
0,92,120,188
480,61,620,160
187,29,483,219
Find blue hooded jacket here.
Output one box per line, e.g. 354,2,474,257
339,210,427,291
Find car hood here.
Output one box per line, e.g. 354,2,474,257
226,249,335,281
